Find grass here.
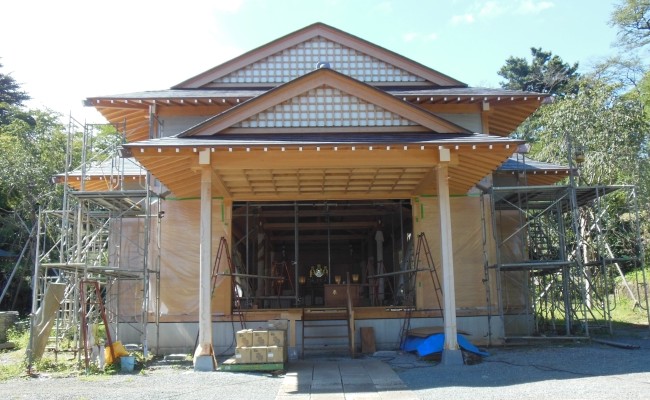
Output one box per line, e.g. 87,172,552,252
0,320,148,381
610,266,650,326
0,322,30,381
610,294,650,326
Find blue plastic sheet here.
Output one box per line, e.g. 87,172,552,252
401,333,489,357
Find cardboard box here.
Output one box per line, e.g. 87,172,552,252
253,330,268,346
266,346,285,363
268,330,286,347
236,329,253,348
234,347,252,364
251,347,267,363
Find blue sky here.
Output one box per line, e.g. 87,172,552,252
0,0,628,123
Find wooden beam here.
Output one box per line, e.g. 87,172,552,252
436,157,460,361
262,221,376,230
194,164,214,369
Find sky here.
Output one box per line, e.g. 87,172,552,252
0,0,629,124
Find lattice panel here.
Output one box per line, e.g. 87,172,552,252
233,87,418,128
215,36,425,84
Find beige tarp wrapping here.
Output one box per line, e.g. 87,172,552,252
413,195,497,310
495,210,529,312
111,198,231,320
150,199,230,318
31,283,66,359
110,218,145,319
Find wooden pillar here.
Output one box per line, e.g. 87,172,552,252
437,148,463,365
194,150,215,371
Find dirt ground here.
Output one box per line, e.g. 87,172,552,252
1,326,649,400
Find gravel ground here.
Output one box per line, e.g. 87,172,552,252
0,356,286,400
390,333,650,400
2,331,650,400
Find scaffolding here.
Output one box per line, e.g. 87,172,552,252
487,184,649,340
28,116,161,367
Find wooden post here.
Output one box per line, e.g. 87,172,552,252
437,148,463,365
194,150,215,371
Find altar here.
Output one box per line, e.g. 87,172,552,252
324,284,361,307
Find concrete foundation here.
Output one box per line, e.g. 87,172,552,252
116,315,503,356
441,348,464,366
193,355,215,371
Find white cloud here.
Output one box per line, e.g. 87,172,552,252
402,32,419,42
0,1,245,123
214,0,245,13
375,1,393,14
516,0,554,14
402,31,438,43
450,0,551,24
479,1,505,18
451,14,475,25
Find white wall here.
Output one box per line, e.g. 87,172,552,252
433,113,482,133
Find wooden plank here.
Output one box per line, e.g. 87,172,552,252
219,358,284,372
360,327,376,354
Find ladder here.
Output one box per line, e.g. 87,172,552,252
302,307,351,357
398,232,443,347
212,237,246,330
301,274,356,359
528,220,554,260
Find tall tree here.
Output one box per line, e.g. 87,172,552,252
610,0,650,50
0,61,29,107
530,77,648,186
498,47,580,96
0,62,33,127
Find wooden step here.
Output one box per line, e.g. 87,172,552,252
302,309,352,358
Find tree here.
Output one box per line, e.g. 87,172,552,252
498,47,580,96
0,106,71,312
610,0,650,50
530,77,648,187
0,61,31,126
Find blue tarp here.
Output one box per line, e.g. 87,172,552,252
0,249,17,258
402,333,489,357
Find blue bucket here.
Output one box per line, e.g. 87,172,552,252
120,355,135,372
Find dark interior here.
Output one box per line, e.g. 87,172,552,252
231,200,413,309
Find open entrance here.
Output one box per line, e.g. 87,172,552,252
230,200,413,309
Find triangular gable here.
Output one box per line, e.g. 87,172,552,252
231,86,419,130
178,68,470,137
174,22,465,89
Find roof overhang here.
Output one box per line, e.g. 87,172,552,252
495,155,573,186
123,133,523,200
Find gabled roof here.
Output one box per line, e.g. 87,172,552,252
85,85,547,141
496,155,572,186
173,22,465,89
498,156,569,173
53,157,146,191
178,67,470,137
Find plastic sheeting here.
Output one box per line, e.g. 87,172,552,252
113,198,231,319
152,199,231,317
413,195,496,309
401,333,489,357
